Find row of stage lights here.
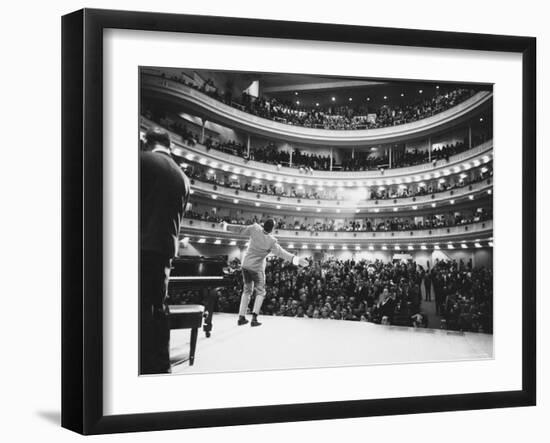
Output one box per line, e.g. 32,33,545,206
293,86,442,106
183,153,492,188
182,237,493,250
192,190,490,212
210,171,490,191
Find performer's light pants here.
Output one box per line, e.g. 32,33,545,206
239,268,266,316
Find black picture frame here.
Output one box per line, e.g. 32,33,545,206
61,8,536,435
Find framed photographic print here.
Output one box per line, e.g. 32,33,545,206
61,8,536,434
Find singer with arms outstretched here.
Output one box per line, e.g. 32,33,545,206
221,219,309,327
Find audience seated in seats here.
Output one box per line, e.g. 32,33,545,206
157,71,478,132
183,162,492,201
183,208,492,233
168,257,492,333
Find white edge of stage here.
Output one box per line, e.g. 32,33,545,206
169,313,494,375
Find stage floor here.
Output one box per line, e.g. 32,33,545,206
170,313,493,375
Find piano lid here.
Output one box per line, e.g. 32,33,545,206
171,255,227,277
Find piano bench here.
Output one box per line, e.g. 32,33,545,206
169,304,204,366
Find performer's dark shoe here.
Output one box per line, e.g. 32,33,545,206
250,319,262,327
238,316,249,326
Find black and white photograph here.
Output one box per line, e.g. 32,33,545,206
0,0,540,439
139,67,494,376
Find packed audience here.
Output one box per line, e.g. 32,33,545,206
340,141,474,171
183,208,492,233
184,162,492,202
142,108,487,172
168,257,492,333
157,71,478,131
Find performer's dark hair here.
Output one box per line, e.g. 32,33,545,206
263,219,275,233
145,127,171,149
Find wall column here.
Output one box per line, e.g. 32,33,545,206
389,146,392,169
201,119,206,144
289,149,293,167
330,147,333,171
428,137,432,162
468,125,472,148
246,134,251,157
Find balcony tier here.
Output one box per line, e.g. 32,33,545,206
189,176,492,214
180,219,492,246
141,116,493,184
142,74,492,146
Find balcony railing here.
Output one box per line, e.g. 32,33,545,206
189,176,492,213
142,73,492,146
180,219,493,245
140,116,493,183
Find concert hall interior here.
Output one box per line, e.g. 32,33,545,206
139,66,494,373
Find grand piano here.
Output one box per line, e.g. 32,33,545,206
168,256,232,338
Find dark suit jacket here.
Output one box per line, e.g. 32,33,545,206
140,150,190,259
379,297,396,319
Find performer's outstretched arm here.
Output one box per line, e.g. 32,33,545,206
220,221,258,236
271,242,309,267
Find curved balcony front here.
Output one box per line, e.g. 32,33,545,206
180,219,493,246
190,176,492,214
142,74,492,146
140,116,493,183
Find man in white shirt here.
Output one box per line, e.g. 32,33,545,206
222,219,309,326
